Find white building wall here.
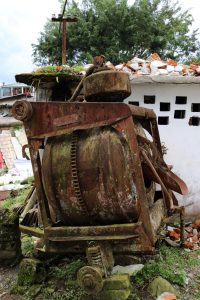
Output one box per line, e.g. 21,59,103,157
125,82,200,218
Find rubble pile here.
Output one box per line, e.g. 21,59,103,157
165,219,200,250
105,53,200,77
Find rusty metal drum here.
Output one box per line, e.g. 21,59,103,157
42,127,140,226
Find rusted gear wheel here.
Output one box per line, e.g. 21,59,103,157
77,266,103,294
12,100,33,121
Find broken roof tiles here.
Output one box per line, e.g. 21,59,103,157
165,219,200,251
112,53,200,78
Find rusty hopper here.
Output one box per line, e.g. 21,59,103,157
12,70,187,294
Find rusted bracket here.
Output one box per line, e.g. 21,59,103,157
22,144,30,160
141,150,174,210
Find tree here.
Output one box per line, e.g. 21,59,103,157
32,0,199,66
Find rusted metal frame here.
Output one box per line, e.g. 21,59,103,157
22,144,30,160
150,118,163,155
180,206,186,247
43,142,65,222
113,225,155,253
156,168,188,195
141,150,174,211
42,241,87,254
27,138,51,228
147,118,172,212
69,65,95,102
44,223,142,238
129,104,161,153
19,225,44,238
19,102,132,139
112,117,155,245
128,104,156,119
32,116,130,139
47,235,139,242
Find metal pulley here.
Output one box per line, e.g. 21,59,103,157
83,70,131,102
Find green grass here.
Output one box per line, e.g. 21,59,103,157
135,244,200,287
21,236,35,258
1,185,31,210
49,259,85,280
133,243,200,300
32,65,84,75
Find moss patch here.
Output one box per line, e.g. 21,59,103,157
1,184,32,210
133,243,200,299
17,258,46,286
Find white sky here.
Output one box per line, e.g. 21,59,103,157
0,0,199,84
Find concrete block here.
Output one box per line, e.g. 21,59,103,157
99,288,131,300
103,274,130,290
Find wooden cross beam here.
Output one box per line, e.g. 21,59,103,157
52,15,78,65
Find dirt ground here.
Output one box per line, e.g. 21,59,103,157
0,266,19,300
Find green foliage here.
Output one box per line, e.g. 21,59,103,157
32,65,84,74
184,56,200,65
20,176,34,185
43,284,86,300
134,244,200,287
13,124,23,131
0,165,8,176
49,259,85,280
32,0,199,66
1,186,31,210
21,236,35,258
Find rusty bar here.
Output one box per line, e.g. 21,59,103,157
44,223,142,238
13,102,132,138
47,235,139,242
33,116,129,139
150,118,163,154
19,225,44,238
128,104,156,119
141,150,174,210
180,206,185,247
62,19,67,65
69,65,95,102
28,140,51,228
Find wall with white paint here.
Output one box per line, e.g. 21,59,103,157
125,77,200,218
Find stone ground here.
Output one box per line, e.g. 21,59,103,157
0,252,199,300
0,266,19,300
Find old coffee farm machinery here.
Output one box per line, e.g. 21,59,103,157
12,68,188,293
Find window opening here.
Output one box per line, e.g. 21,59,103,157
189,117,200,126
191,103,200,112
176,96,187,104
128,101,139,106
158,116,169,125
174,110,185,119
144,95,155,104
160,102,170,111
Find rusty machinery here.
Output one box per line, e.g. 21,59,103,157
12,70,188,294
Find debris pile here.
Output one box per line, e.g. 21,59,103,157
165,219,200,250
31,53,200,79
105,53,200,77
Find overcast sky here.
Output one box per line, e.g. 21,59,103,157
0,0,200,84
